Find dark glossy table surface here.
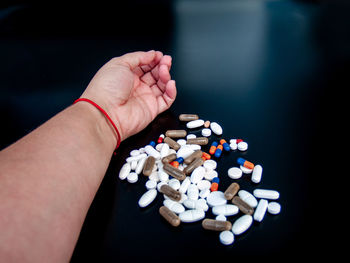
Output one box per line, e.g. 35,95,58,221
0,0,347,261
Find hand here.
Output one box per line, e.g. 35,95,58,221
80,50,177,142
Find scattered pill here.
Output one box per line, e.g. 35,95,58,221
179,177,191,193
138,189,157,207
159,206,181,227
179,209,205,223
206,191,227,207
186,137,209,145
202,219,232,231
267,202,281,215
187,183,199,200
143,156,156,176
237,141,248,151
179,114,199,121
210,182,219,192
163,199,185,214
228,167,243,179
203,159,217,170
216,214,227,221
165,130,187,138
214,145,223,158
210,122,223,135
163,163,186,181
145,179,157,190
201,152,211,160
186,134,196,139
176,145,195,159
224,182,240,200
209,141,218,155
190,166,205,184
126,153,147,163
160,184,182,201
220,139,230,152
186,119,205,129
201,128,211,137
253,199,268,222
240,165,253,174
183,157,204,175
232,215,253,235
130,149,140,156
164,137,181,151
237,157,254,169
251,165,263,183
144,145,160,159
168,178,181,190
212,204,239,216
230,142,238,150
232,196,254,215
253,189,280,200
127,172,138,183
119,163,131,180
238,190,258,208
135,157,147,174
157,134,164,144
204,120,210,128
219,231,234,245
161,153,177,164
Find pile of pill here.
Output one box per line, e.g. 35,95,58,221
118,114,281,246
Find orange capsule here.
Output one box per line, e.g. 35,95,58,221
210,182,219,192
170,161,179,168
202,152,211,160
209,141,218,155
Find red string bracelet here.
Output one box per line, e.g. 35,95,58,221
73,98,121,152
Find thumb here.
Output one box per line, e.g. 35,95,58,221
118,50,157,69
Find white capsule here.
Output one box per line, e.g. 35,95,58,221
210,122,223,135
212,204,239,216
197,180,211,190
187,184,199,200
251,165,263,183
254,199,268,222
201,128,212,137
268,202,281,215
238,190,258,208
203,159,217,171
135,157,147,174
126,153,147,163
119,163,131,180
179,209,205,223
219,231,234,245
176,145,195,159
127,172,138,183
190,166,205,184
163,199,185,214
253,189,280,200
179,177,191,193
145,179,157,190
186,119,204,129
138,189,157,208
144,145,160,159
232,215,253,235
228,167,243,179
206,191,227,207
237,141,248,151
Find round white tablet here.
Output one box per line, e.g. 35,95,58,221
230,143,238,150
216,214,227,221
237,141,248,151
127,172,138,183
206,191,227,207
267,202,281,214
145,179,157,190
201,128,212,137
168,178,181,190
204,170,218,181
228,167,243,179
219,231,234,245
197,179,211,190
240,165,253,174
203,160,217,170
176,139,187,146
186,134,197,139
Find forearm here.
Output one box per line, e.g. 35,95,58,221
0,102,117,262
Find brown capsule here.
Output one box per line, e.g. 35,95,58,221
232,196,254,215
160,184,182,201
163,137,181,150
165,130,187,138
202,219,232,231
179,114,199,121
163,163,186,181
159,206,181,227
183,157,204,175
186,137,209,146
142,156,155,176
161,153,177,164
224,182,240,200
184,150,203,165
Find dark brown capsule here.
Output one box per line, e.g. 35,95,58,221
202,219,232,231
163,163,186,181
159,206,181,227
163,137,181,150
165,130,187,138
179,114,199,121
183,157,204,175
184,150,203,165
160,184,182,202
224,182,240,200
161,153,177,164
186,137,209,145
142,156,156,176
232,196,254,215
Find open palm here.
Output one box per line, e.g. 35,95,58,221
81,51,177,141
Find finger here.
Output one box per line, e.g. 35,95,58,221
141,72,157,86
118,50,157,69
156,64,171,91
157,80,177,113
141,51,163,73
133,66,145,77
151,55,172,80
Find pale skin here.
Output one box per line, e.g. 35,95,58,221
0,50,176,262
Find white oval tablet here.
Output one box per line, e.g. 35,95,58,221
232,215,253,235
228,167,242,179
148,171,159,182
199,188,210,199
127,172,138,183
203,160,217,171
201,128,212,137
155,143,163,152
126,153,147,163
210,122,223,135
177,139,187,146
178,177,191,193
160,143,170,158
237,141,248,151
130,149,140,156
251,165,263,183
179,209,205,223
119,163,131,180
216,214,227,221
195,198,209,211
197,180,211,190
176,145,195,159
186,119,204,129
187,184,199,200
190,166,205,184
138,189,157,208
238,190,258,208
144,145,160,159
253,189,280,200
135,157,147,174
240,165,253,174
212,204,239,216
204,170,218,181
168,178,181,190
254,199,268,222
219,231,234,245
268,202,281,215
163,199,185,214
183,199,196,209
206,191,227,207
145,179,157,190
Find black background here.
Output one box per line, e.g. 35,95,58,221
0,0,347,261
